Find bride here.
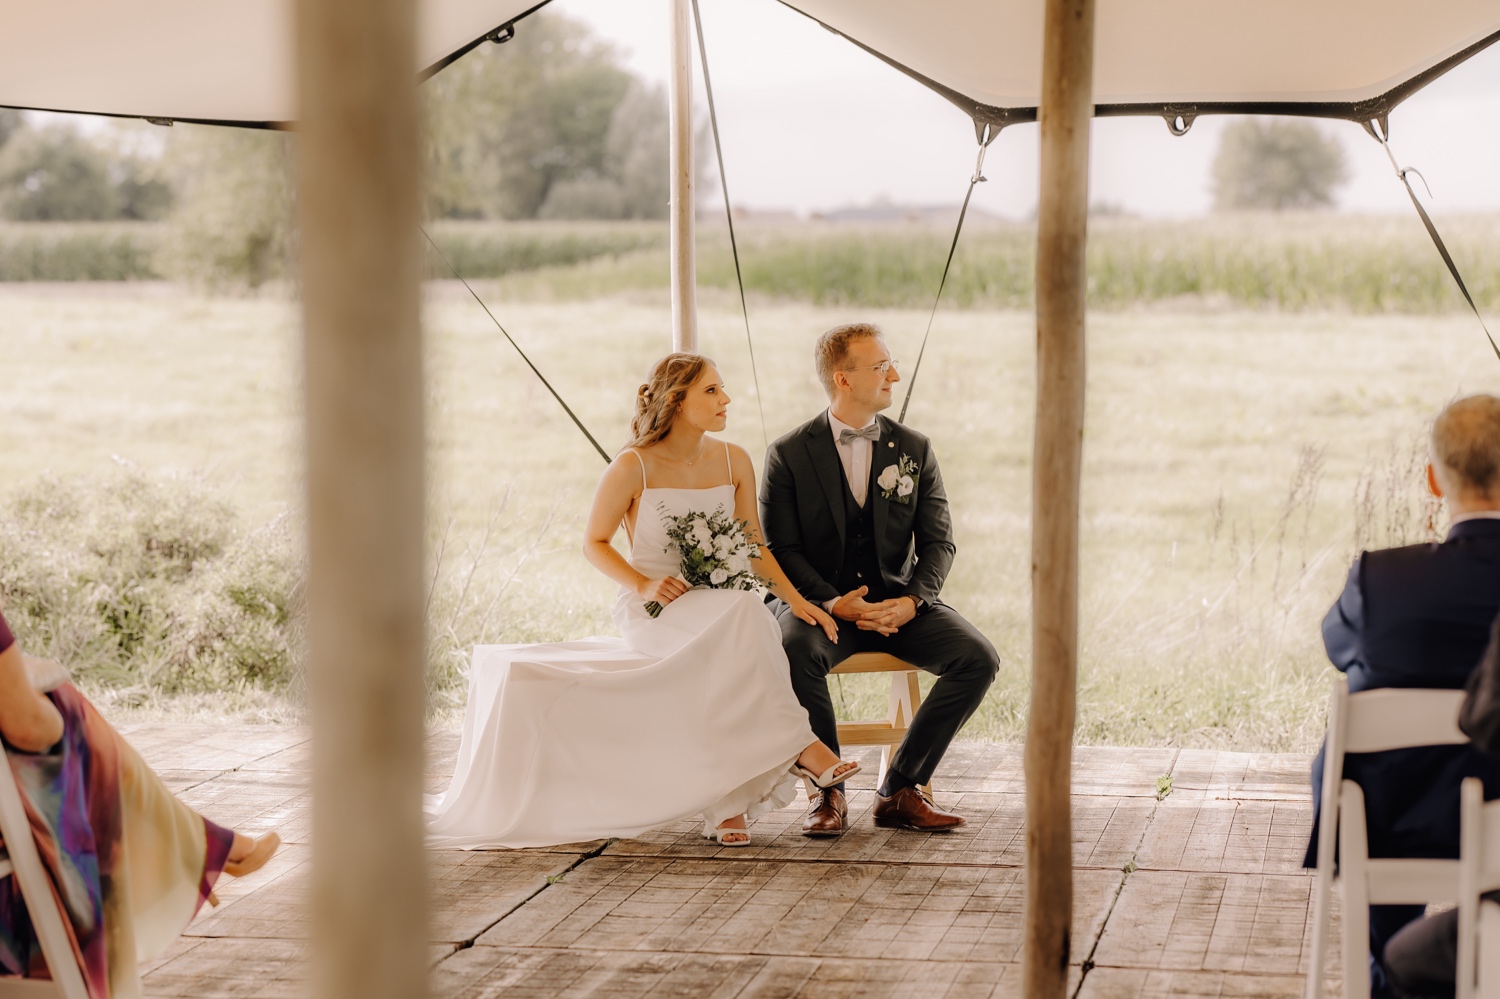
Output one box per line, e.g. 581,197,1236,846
426,352,859,848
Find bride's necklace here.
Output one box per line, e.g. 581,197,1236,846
662,439,707,466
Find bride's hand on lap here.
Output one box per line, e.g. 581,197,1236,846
791,599,839,643
638,575,688,607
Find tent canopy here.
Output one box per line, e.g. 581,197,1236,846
0,0,543,126
786,0,1500,129
1,0,1497,129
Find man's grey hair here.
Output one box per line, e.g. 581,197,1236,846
1432,394,1500,498
814,322,883,396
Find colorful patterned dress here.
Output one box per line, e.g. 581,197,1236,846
0,611,234,998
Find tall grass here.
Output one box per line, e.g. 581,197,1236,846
486,213,1500,313
0,223,163,281
5,215,1497,315
424,220,666,279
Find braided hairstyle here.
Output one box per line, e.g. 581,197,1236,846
626,352,714,449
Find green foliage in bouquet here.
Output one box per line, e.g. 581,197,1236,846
644,505,769,617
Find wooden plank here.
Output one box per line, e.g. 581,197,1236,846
1169,750,1313,802
1092,870,1343,978
601,792,1151,870
475,857,1119,966
431,947,1050,999
175,770,312,845
118,723,309,772
831,654,916,674
187,848,587,945
1136,798,1313,875
1077,967,1317,999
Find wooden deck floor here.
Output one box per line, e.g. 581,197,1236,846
118,725,1340,998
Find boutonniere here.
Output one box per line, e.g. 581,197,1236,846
877,453,918,505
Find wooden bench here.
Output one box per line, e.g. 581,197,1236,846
829,652,931,794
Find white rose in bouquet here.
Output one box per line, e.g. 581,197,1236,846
877,465,900,491
710,567,730,585
713,534,733,555
691,520,712,545
897,475,914,497
727,554,750,575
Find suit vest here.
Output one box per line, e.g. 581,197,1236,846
836,461,887,600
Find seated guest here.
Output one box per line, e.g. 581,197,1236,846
1306,393,1500,999
1381,613,1500,999
0,606,280,996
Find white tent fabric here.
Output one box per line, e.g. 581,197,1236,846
0,0,540,125
787,0,1500,117
0,0,1497,125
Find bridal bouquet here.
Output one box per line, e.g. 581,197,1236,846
645,505,769,617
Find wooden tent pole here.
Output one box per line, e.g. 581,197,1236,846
294,0,429,996
668,0,697,352
1024,0,1095,995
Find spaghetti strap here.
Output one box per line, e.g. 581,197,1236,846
723,441,732,484
629,448,648,490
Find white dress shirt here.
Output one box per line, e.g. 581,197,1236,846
828,410,877,508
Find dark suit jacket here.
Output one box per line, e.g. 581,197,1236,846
1305,518,1500,867
1460,613,1500,753
759,411,955,606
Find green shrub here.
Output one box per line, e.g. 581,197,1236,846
0,222,163,281
0,472,301,692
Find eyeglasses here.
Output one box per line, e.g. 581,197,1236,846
840,359,901,377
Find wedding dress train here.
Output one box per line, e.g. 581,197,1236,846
425,452,816,849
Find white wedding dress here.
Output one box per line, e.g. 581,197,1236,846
425,446,815,849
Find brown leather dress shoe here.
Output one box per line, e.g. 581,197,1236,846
872,786,965,831
802,787,847,837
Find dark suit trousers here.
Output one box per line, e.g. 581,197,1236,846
775,601,999,786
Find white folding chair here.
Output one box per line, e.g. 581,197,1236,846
0,755,90,999
1305,676,1469,999
1456,778,1500,999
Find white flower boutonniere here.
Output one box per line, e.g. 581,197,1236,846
879,453,919,505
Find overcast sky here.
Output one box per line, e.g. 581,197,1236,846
562,0,1500,220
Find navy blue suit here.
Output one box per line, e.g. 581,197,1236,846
1306,518,1500,996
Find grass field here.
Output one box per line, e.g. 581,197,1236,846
2,280,1498,749
6,213,1500,315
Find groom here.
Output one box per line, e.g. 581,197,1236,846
761,322,999,836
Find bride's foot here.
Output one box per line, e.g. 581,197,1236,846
713,815,750,847
224,831,281,878
792,742,861,789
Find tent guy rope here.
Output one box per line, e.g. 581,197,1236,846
1364,118,1500,363
421,225,611,464
898,122,999,424
691,0,769,453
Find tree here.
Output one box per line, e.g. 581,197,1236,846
0,109,20,150
538,81,670,220
0,126,117,220
1212,119,1349,211
159,125,293,289
424,12,674,221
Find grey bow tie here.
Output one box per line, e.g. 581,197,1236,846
838,425,880,445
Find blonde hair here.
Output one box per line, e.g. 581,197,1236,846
814,322,883,396
626,352,714,449
1432,394,1500,499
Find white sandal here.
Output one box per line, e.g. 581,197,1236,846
791,759,861,789
706,824,752,847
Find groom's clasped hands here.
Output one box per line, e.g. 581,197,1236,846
830,584,917,637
